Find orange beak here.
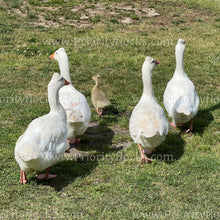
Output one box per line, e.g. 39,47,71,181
49,53,55,59
92,76,95,80
65,79,70,85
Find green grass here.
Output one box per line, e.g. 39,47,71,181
0,0,220,219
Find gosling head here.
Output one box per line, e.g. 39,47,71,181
92,75,101,82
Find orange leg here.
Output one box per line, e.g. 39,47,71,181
186,118,194,133
170,122,177,127
137,143,152,164
36,168,57,180
20,170,27,184
170,122,184,128
68,137,81,145
66,137,81,153
96,108,103,116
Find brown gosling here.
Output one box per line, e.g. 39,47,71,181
91,75,111,115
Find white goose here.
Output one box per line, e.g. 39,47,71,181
163,39,199,133
15,73,69,184
49,48,91,145
129,57,169,163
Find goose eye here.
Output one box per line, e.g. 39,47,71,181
151,60,155,63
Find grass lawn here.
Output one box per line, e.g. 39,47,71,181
0,0,219,219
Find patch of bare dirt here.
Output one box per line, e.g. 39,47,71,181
112,141,131,151
110,124,130,136
9,1,215,31
10,1,161,28
65,121,132,157
121,17,133,24
12,8,26,17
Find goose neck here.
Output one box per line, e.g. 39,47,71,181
59,57,71,83
48,86,65,116
142,70,155,101
175,48,185,75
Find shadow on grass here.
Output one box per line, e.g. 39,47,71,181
95,99,129,126
100,108,121,127
102,104,119,117
194,103,220,135
34,124,115,191
89,103,120,127
165,103,219,135
153,132,185,164
34,160,98,191
75,123,115,153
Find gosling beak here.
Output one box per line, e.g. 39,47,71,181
65,80,70,85
155,60,160,65
49,53,55,59
92,76,95,80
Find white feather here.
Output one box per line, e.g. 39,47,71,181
15,73,68,174
52,48,91,140
163,39,199,125
129,56,169,151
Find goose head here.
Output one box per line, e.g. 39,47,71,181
142,56,160,74
49,48,71,83
48,73,70,112
175,39,185,54
49,72,70,91
49,48,68,63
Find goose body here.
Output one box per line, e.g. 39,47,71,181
129,57,169,163
91,75,111,115
163,39,199,132
50,48,91,144
15,73,69,184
